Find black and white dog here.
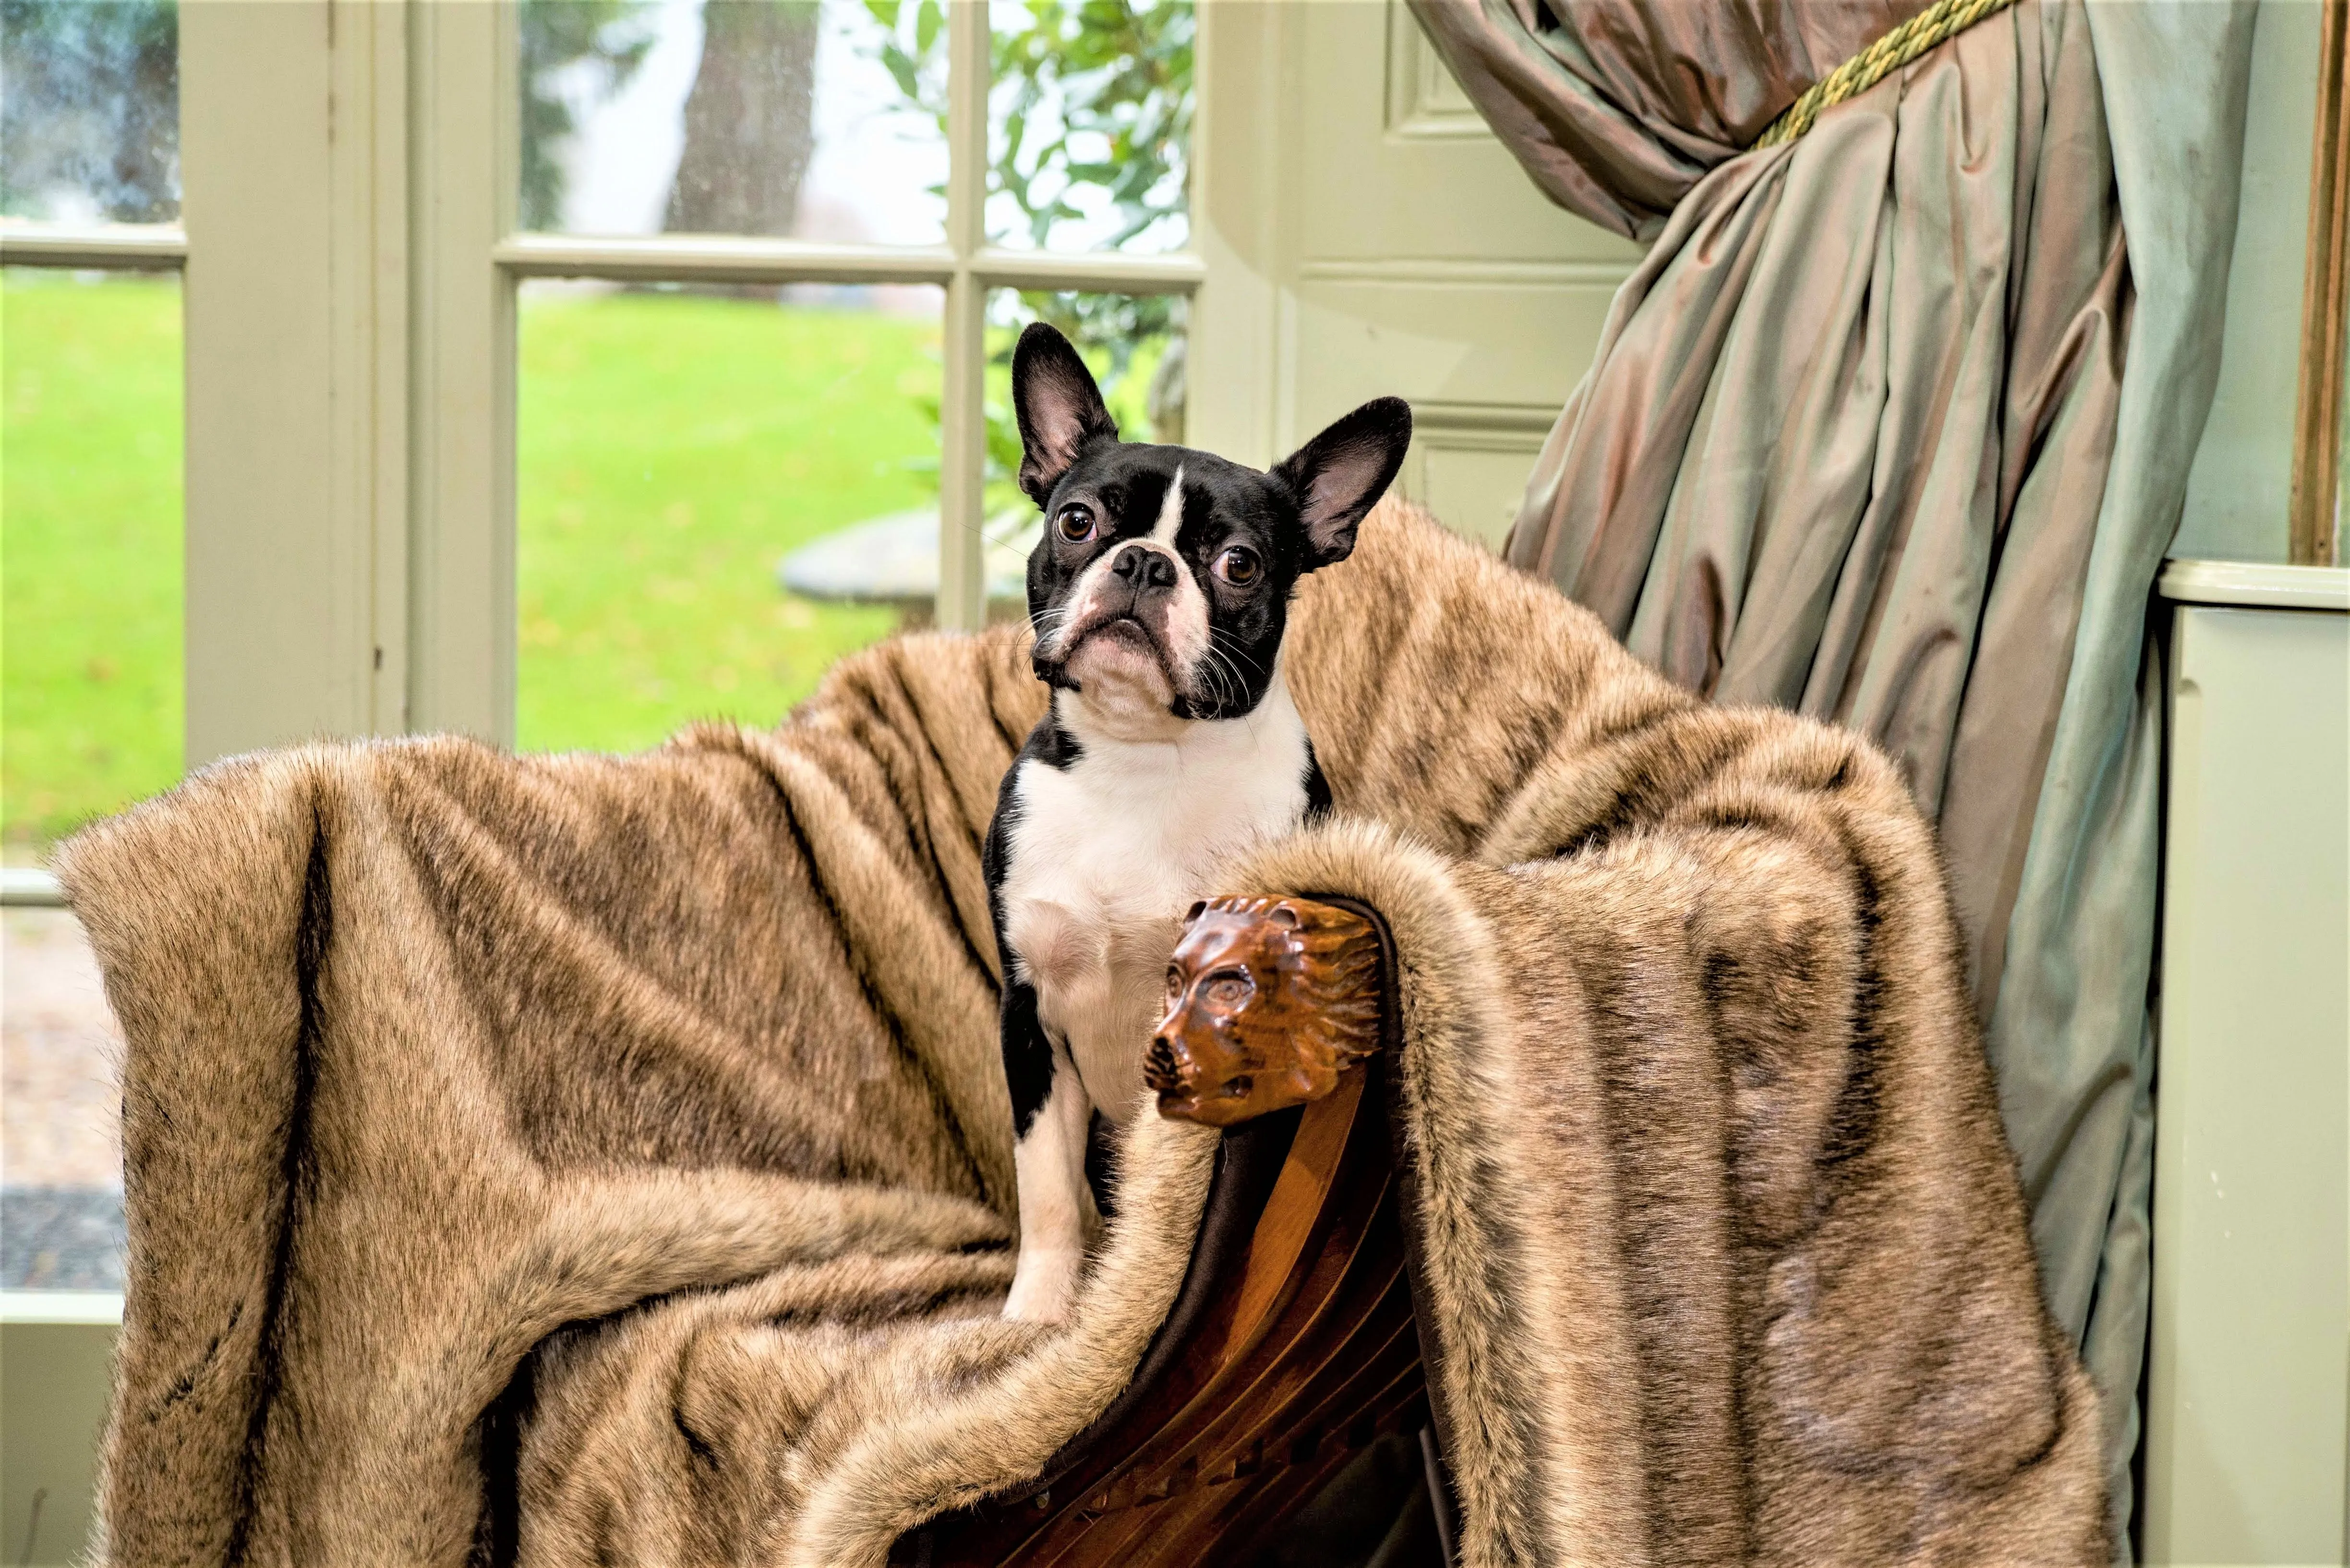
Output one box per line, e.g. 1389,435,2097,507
983,322,1411,1322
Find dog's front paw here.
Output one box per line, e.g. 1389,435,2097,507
1002,1249,1083,1323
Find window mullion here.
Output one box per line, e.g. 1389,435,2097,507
938,0,993,634
0,221,187,270
410,0,519,745
180,2,371,766
967,248,1204,294
492,234,958,286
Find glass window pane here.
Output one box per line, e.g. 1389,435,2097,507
519,0,948,245
982,287,1188,608
0,264,180,1292
0,0,180,225
2,908,125,1290
2,268,185,854
516,279,944,753
986,0,1192,253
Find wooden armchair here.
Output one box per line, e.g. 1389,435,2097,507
894,898,1456,1568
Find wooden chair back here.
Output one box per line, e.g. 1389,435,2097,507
902,1060,1433,1566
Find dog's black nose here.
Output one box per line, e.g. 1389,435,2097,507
1110,544,1179,595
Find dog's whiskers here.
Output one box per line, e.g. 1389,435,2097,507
1195,641,1256,726
1209,629,1268,679
1027,601,1079,654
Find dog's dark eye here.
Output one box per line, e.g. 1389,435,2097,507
1215,547,1261,587
1055,504,1095,543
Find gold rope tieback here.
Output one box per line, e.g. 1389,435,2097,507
1752,0,2024,149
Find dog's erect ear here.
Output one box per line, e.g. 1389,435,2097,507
1012,322,1119,505
1271,397,1413,569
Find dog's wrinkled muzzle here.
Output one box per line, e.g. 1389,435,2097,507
1031,538,1215,724
1039,552,1185,677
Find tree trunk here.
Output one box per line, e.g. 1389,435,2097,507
665,0,819,237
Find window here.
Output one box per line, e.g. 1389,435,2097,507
504,0,1201,748
0,0,1203,1295
0,0,186,1299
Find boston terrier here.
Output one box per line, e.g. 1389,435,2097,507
983,322,1411,1323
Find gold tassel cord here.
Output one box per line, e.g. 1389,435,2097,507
1752,0,2025,150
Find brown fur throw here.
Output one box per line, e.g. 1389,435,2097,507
60,502,2101,1565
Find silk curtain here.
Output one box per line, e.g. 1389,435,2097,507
1406,0,2257,1550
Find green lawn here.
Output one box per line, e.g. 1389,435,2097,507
1,271,184,854
518,287,937,753
0,281,944,849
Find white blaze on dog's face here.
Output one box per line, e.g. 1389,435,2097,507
1032,462,1209,735
1009,322,1412,741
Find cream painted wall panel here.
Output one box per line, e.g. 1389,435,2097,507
2143,597,2350,1567
1418,440,1543,550
1295,0,1641,267
1285,271,1620,546
2174,0,2326,564
1248,0,1640,542
0,1321,114,1568
1190,0,1637,532
1285,276,1619,427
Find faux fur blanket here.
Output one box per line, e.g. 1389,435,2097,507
62,502,2102,1566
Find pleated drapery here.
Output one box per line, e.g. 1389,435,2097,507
1407,0,2257,1551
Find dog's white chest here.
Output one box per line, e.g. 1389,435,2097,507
1000,686,1312,1122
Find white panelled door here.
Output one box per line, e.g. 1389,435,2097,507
1191,1,1641,548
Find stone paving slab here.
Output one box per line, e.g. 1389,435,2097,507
2,907,125,1289
1,1186,125,1290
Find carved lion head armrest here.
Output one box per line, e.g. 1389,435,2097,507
1148,895,1386,1126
